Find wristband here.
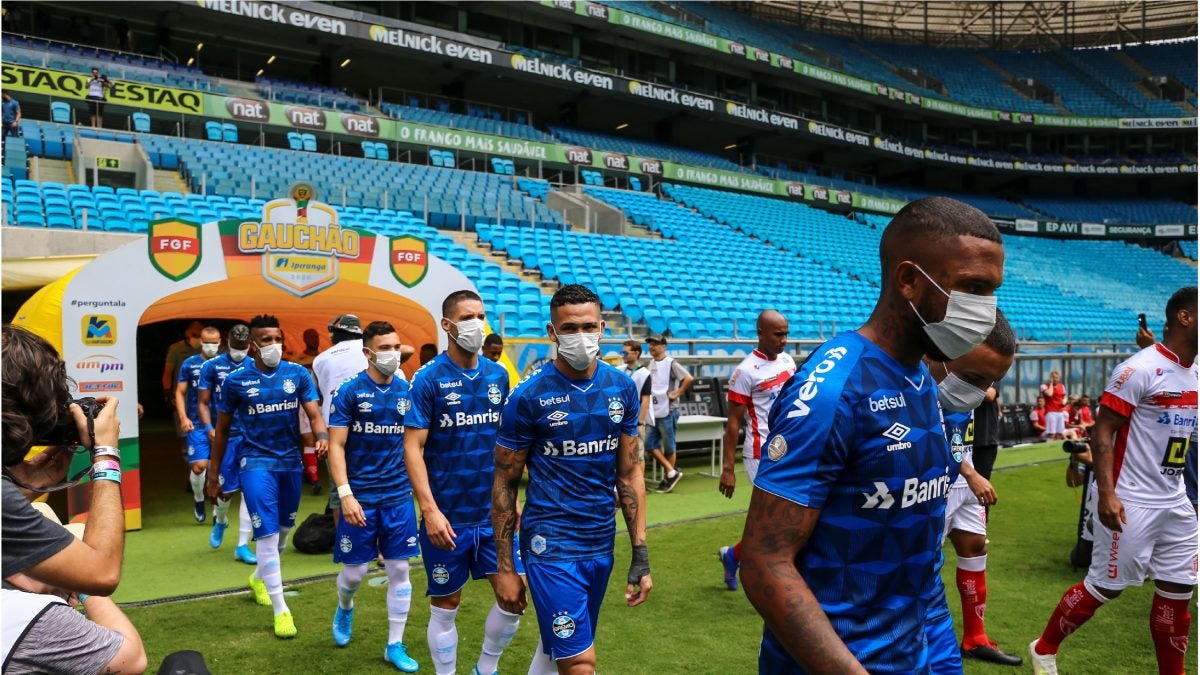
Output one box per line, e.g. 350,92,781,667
336,484,353,498
627,544,650,585
92,459,121,473
77,593,90,603
91,469,122,484
314,431,330,441
91,445,120,461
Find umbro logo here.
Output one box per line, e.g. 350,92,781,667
883,423,910,441
357,401,373,411
445,392,461,405
547,410,568,422
246,387,260,397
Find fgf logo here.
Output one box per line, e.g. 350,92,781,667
82,314,117,347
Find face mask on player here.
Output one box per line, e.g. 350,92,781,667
452,318,486,353
228,347,249,363
200,343,220,359
908,264,996,360
256,342,282,369
369,349,401,377
937,362,988,412
555,330,600,371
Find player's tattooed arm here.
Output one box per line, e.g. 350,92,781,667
615,433,646,546
740,489,867,675
491,444,528,574
1090,405,1130,531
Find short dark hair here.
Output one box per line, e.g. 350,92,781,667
249,314,280,330
982,309,1016,357
228,324,250,342
880,197,1001,280
442,290,482,318
420,343,437,354
550,284,600,315
1165,286,1197,327
484,333,503,347
622,339,642,356
2,325,71,466
362,321,396,346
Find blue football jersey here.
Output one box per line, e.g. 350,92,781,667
943,409,971,487
328,370,412,507
198,354,245,436
405,352,509,528
496,361,640,561
219,360,317,470
177,354,207,425
755,331,952,674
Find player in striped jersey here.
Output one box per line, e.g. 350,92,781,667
716,310,795,590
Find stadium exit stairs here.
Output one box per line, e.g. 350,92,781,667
29,158,72,186
153,169,190,195
447,229,558,291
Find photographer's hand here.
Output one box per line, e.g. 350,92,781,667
75,397,121,453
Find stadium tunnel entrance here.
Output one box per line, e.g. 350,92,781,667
13,185,507,530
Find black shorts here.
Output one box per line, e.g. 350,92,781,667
87,96,106,117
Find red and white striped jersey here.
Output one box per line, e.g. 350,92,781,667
727,349,796,459
1099,343,1198,508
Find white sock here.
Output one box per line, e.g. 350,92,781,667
277,526,291,554
336,563,368,610
254,533,288,615
189,469,206,501
427,605,459,675
527,638,558,675
238,497,252,547
384,559,413,645
478,602,521,674
214,497,232,525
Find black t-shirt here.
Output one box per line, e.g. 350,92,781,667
2,476,76,577
974,397,1001,446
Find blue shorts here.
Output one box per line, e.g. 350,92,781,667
924,610,963,675
335,500,420,565
186,426,211,463
525,556,614,660
217,434,242,493
420,523,525,596
645,408,679,454
240,469,301,540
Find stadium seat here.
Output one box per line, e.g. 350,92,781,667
301,133,317,152
286,132,303,151
221,123,238,143
50,102,71,124
362,141,377,160
204,121,222,142
132,112,151,133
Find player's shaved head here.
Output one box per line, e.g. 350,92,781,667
757,309,786,332
880,197,1001,286
756,309,789,357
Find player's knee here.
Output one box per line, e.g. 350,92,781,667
952,531,987,557
191,462,207,474
431,592,462,610
1156,580,1193,596
557,652,597,675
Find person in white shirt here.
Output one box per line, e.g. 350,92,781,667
644,333,693,493
85,68,111,128
715,310,795,590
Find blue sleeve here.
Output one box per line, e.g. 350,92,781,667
297,366,318,404
404,370,432,430
196,362,213,390
496,388,534,451
754,354,855,510
328,380,354,428
177,357,192,383
622,378,640,436
218,377,238,415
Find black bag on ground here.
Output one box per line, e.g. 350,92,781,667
292,512,335,554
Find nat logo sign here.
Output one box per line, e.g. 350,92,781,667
148,219,202,281
225,97,270,122
286,106,327,130
340,114,379,137
785,182,805,198
638,158,663,176
602,152,629,170
82,314,117,347
390,235,429,288
565,146,593,165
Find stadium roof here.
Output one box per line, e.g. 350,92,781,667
734,1,1198,49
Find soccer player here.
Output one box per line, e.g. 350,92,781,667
207,314,327,639
314,314,367,517
492,284,651,675
741,197,1004,673
196,323,257,564
404,291,522,675
922,311,1021,671
482,333,504,363
1030,286,1198,675
327,321,421,672
716,310,795,591
176,325,221,523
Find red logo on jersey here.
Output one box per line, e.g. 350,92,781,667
1112,367,1135,390
1149,391,1198,409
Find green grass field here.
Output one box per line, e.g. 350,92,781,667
119,441,1195,673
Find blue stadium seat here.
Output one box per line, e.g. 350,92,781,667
301,133,317,152
204,121,222,142
132,112,151,133
221,123,238,143
50,102,71,124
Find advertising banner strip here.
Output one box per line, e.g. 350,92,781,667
1006,219,1197,239
1,62,204,114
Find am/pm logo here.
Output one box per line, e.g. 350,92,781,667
75,355,125,373
82,314,117,346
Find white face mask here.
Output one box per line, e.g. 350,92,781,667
555,330,601,371
201,343,220,359
370,349,401,377
909,264,997,360
228,347,249,363
256,342,282,369
451,318,486,353
937,362,988,412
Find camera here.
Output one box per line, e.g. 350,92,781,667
1062,439,1090,454
36,397,104,446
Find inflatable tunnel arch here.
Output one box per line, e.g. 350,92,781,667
14,184,518,529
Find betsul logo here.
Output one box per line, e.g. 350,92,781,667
148,218,202,281
75,355,125,374
82,314,117,346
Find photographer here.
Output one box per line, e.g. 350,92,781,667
85,67,111,128
1,324,146,674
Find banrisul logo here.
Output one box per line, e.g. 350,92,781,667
148,218,203,281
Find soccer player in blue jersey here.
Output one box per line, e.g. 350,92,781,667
207,314,327,639
922,311,1020,672
197,323,257,564
327,321,421,672
741,197,1004,674
492,284,651,675
175,325,221,523
404,290,522,675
